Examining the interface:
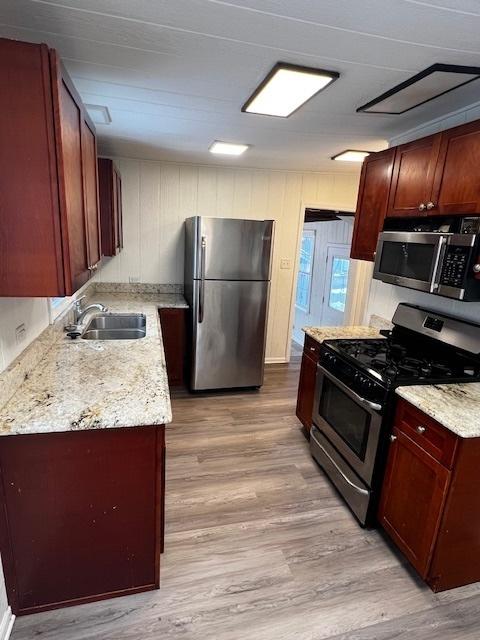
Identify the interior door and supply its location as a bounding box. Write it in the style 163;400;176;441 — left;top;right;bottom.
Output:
321;246;351;326
198;218;273;280
191;280;269;390
387;135;441;217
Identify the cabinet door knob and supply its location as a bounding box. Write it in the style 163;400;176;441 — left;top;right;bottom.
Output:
390;434;397;442
473;264;480;274
416;425;426;434
309;347;316;352
418;203;427;211
426;201;435;210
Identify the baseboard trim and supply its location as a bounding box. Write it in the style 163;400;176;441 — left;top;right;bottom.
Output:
265;357;288;364
0;607;15;640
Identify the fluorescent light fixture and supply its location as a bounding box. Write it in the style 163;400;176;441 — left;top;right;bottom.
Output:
242;62;339;117
85;104;112;125
209;141;249;156
331;149;372;162
357;64;480;115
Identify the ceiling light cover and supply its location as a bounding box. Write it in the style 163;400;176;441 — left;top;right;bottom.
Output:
85;104;112;125
242;63;339;117
357;64;480;115
209;141;249;156
331;150;372;162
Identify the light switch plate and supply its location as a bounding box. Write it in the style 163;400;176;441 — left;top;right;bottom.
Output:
129;276;140;283
280;259;292;270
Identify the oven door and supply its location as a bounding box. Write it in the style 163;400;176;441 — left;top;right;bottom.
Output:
373;231;446;293
312;365;382;486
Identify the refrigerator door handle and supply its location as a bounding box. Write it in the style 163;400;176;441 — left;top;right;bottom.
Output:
199;235;207;323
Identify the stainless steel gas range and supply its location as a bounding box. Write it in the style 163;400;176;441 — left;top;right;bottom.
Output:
310;303;480;526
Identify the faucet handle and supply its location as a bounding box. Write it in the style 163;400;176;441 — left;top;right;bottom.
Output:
74;295;86;309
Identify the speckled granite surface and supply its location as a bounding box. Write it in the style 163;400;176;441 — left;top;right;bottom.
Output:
396;383;480;438
0;291;189;435
303;325;382;343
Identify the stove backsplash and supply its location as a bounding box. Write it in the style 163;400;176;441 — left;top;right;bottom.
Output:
367;278;480;327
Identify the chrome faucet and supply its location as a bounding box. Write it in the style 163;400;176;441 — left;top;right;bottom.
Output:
72;296;108;324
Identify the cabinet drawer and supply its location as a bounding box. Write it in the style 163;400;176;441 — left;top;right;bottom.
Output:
395;399;457;468
303;335;321;362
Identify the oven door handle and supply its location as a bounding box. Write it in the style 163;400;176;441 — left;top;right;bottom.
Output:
317;364;382;413
310;429;369;496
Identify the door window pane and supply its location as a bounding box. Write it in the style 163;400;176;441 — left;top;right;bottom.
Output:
296;231;315;312
328;257;350;312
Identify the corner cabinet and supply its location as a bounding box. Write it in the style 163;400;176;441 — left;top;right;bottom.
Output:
0;38;101;297
98;158;123;257
350;148;395;261
387;120;480;218
379;398;480;592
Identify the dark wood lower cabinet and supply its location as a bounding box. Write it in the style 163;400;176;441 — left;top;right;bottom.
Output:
0;425;165;615
379;398;480;592
159;308;188;387
296;335;321;432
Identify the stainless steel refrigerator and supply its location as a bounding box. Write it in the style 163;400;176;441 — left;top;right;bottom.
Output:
184;216;274;391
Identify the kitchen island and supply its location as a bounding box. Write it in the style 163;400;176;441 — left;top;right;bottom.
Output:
0;290;185;615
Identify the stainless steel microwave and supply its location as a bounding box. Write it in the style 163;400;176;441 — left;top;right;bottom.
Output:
373;231;480;301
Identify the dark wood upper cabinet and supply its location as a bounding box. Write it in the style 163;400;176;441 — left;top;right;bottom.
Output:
431;120;480;215
350;148;395;261
387;135;441;217
98;158;123;257
0;38;101;297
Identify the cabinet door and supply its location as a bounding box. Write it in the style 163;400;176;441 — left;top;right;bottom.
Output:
378;428;450;578
296;352;317;429
387;135;441;217
158;308;187;387
81;119;101;270
115;169;124;250
350;148;395;261
431;120;480;215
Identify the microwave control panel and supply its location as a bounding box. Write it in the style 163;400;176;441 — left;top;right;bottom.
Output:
439;245;471;287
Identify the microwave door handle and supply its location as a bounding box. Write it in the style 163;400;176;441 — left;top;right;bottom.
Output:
317;364;382;413
199;235;206;323
430;236;447;293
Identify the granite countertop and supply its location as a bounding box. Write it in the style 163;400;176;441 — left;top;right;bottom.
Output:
0;292;188;436
396;383;480;439
303;325;382;343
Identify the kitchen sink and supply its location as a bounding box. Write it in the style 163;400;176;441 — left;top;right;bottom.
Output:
81;313;146;340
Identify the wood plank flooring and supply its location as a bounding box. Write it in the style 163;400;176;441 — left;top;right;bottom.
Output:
12;362;480;639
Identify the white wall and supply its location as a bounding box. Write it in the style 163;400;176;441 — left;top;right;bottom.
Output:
95;158;360;361
0;298;50;373
366;101;480;325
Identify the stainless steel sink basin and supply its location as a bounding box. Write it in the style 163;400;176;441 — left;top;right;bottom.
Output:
81;313;146;340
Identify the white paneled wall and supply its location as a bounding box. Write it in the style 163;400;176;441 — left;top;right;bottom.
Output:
96;158;361;361
366;102;480;325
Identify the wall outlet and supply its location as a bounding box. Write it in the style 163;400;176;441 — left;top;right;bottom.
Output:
15;323;26;345
280;259;292;270
129;276;140;283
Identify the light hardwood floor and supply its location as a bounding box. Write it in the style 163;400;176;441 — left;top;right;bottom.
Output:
12;362;480;639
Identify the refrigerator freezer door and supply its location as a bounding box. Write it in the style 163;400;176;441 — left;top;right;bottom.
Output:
188;217;274;281
191;279;269;390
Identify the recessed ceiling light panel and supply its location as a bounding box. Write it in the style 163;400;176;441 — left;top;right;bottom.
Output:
357;64;480;115
331;150;372;162
242;62;339;118
85;104;112;125
209;141;249;156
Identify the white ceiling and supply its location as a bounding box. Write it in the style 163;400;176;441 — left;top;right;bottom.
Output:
2;0;480;171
